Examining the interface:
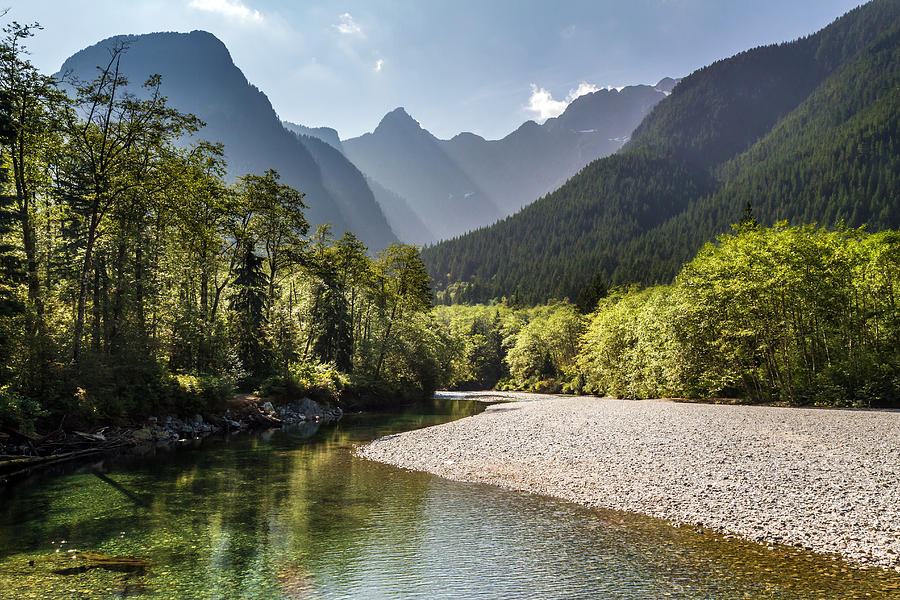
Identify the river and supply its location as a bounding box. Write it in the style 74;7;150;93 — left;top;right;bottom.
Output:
1;398;898;599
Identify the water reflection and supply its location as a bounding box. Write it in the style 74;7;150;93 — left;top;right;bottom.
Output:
0;399;898;599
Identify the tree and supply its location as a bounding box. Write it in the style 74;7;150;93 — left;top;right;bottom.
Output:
59;43;201;363
228;239;268;381
373;244;432;379
236;169;307;317
0;21;66;338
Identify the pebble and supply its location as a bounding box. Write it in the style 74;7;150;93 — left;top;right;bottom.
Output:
358;395;900;570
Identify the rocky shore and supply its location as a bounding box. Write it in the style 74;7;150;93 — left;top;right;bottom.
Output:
359;395;900;570
0;397;341;484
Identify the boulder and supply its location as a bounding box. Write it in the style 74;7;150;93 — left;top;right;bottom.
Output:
133;428;154;442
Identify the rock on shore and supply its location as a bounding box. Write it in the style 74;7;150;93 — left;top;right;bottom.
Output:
358;396;900;569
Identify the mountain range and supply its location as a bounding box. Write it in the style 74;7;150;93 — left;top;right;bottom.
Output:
343;82;671;241
422;0;900;304
58;30;673;249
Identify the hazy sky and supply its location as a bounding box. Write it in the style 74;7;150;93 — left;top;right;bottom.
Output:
10;0;865;139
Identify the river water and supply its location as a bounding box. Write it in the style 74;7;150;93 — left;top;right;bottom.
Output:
1;398;899;599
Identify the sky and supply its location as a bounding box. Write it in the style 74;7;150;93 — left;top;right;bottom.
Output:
9;0;866;140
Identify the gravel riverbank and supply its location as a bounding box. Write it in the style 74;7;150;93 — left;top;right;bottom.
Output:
358;395;900;569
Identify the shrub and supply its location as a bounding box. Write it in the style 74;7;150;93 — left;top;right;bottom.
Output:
259;361;348;405
0;386;44;434
167;374;234;415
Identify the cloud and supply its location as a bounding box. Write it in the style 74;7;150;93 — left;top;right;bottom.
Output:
526;81;609;121
188;0;263;23
375;58;384;72
334;12;362;35
526;85;568;120
566;82;599;101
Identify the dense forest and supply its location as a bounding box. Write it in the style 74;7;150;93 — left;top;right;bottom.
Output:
422;0;900;304
0;24;454;432
435;220;900;407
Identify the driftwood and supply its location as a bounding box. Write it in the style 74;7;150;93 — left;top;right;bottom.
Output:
52;552;153;575
247;411;282;427
0;426;137;484
0;448;105;482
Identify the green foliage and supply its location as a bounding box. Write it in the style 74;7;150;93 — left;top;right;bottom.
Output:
578;286;676;399
669;223;900;405
167;374;234;415
433;302;584;393
578;224;900;406
259;361;348;405
0;385;44;433
228;240;270;384
441;224;900;408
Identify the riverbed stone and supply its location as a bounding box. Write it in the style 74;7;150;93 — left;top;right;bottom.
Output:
359;395;900;570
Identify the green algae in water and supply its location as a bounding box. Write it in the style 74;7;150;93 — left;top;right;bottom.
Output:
1;399;900;599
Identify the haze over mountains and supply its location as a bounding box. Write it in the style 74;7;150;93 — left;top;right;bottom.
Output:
423;0;900;303
343;82;671;241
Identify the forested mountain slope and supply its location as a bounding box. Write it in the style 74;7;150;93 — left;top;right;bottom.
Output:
423;0;900;304
59;31;397;250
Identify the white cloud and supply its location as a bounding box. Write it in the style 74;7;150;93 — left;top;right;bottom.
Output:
526;81;614;121
526;85;568;120
334;12;362;35
188;0;263;23
566;82;599;101
375;58;384;72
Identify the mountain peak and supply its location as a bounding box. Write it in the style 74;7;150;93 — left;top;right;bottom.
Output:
375;107;422;134
654;77;680;94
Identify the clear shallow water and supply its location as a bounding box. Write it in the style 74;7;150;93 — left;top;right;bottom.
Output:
1;399;899;599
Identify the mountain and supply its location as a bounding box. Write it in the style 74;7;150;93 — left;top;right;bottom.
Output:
422;0;900;304
343;84;668;241
282;121;344;152
365;177;435;245
281;119;438;245
58;31;396;251
442;84;668;216
343;108;500;241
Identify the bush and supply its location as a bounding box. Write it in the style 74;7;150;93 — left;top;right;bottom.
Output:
258;361;348;405
0;386;44;434
167;374;234;415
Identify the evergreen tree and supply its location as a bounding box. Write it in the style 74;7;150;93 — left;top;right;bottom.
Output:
229;240;269;381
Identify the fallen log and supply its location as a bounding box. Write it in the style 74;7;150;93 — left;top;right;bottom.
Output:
0;448;105;483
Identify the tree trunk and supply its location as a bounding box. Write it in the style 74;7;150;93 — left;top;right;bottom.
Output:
375;302;399;379
73;211;100;363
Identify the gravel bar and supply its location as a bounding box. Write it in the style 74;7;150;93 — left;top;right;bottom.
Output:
358;395;900;569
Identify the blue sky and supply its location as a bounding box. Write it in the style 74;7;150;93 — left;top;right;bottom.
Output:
12;0;865;139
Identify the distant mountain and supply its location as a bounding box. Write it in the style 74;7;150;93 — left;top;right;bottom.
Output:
444;84;668;216
365;177;435;246
343;108;500;241
281;119;435;245
282;121;344;153
58;31;396;251
422;0;900;304
343;84;668;241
